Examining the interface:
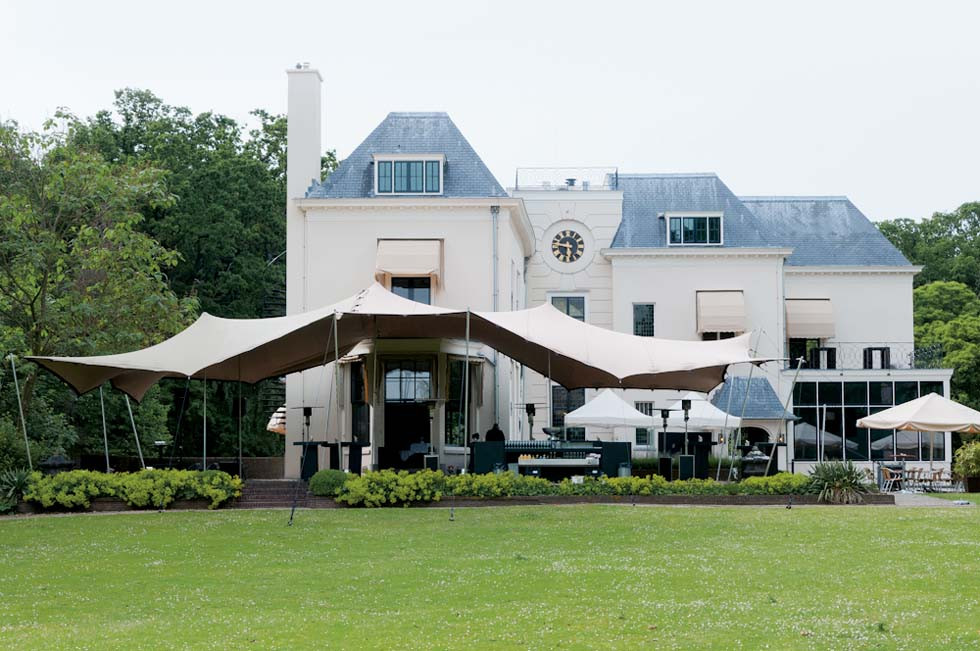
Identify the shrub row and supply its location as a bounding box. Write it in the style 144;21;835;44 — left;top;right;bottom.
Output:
319;469;815;507
23;469;243;510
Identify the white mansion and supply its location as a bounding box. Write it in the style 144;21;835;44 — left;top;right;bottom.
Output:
283;65;952;478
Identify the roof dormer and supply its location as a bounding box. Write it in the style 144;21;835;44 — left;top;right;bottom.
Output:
373;154;445;196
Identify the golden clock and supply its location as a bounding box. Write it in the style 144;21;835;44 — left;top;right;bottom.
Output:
551;230;585;263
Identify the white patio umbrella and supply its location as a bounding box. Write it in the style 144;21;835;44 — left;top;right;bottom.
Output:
563;389;654;443
857;392;978;468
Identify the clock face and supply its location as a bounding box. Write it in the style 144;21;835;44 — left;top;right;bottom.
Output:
551;230;585;263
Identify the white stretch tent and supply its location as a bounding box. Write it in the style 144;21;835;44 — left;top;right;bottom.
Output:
666;392;741;431
856;393;980;433
30;283;769;401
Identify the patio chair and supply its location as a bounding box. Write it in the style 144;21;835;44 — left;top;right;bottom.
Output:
880;466;901;492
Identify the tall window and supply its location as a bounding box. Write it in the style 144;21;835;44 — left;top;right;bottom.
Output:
633;304;655;337
551;296;585;321
391;277;431;304
384;360;433;402
350;361;370;444
376;158;442;194
668;215;722;245
793;380;945;462
551;386;585;441
445;359;466;446
550;296;586;440
635;401;654;445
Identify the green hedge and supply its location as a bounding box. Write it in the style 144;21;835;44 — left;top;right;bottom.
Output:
23;469;243;510
333;470;813;508
308;469;350;497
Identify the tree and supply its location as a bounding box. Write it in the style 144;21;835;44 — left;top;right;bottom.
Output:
913;282;980;411
879;202;980;293
0;116;197;467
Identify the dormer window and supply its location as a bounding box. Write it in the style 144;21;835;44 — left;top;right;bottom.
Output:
667;213;723;245
374;155;443;195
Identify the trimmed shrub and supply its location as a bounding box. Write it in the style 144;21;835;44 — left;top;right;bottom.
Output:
740;473;812;495
23;469;242;510
953;441;980;478
336;469;446;508
309;469;350;497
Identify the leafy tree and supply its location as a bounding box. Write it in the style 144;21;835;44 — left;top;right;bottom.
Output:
0;117;197;468
879;202;980;293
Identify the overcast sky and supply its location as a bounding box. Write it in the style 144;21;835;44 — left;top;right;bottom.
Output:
2;0;977;221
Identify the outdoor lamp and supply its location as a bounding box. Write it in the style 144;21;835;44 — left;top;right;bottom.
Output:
719;434;725;445
681;399;692;419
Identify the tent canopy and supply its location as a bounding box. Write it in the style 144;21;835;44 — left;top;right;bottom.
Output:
666;392;741;430
856;393;979;433
563;389;653;428
31;283;770;401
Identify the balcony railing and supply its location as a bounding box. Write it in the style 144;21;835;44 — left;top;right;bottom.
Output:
513;167;618;192
785;342;945;371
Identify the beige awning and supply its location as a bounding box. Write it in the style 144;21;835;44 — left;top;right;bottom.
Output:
374;239;442;286
857;392;978;433
696;291;746;334
785;298;835;339
30;283;774;401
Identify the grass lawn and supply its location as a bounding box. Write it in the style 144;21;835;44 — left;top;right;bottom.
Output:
929;492;980;502
2;505;979;650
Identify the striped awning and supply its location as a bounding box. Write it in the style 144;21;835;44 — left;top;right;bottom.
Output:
785;298;835;339
696;291;746;334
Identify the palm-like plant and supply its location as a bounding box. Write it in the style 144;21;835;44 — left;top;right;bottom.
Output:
808;461;875;504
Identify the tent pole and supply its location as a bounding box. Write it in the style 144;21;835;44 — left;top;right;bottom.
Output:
728;345;760;481
99;386;110;472
765;356;803;476
546;353;552;440
334;311;342;472
8;355;32;471
717;370;736;481
463;309;470;473
125;395;145;469
237;357;243;478
202;373;207;469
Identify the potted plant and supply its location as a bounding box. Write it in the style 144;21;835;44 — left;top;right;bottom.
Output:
953;441;980;493
0;468;32;515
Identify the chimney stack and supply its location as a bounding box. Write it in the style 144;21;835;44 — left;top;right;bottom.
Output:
286;63;323;201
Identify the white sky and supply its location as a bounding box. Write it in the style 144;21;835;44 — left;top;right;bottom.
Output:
2;0;977;221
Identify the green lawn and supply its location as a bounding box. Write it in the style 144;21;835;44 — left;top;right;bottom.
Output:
1;505;979;650
929;492;979;502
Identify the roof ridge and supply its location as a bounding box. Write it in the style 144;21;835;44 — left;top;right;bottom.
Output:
619;172;718;179
740;195;850;202
386;111;450;118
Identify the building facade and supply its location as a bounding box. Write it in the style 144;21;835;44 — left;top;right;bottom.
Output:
283;66;952;478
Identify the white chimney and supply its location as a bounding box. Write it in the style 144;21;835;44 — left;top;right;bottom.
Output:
286;63;323;202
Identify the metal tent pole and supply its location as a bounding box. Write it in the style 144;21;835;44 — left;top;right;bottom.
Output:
202;373;207;469
237;357;243;478
125;395;145;469
463;309;471;473
765;357;803;476
546;352;552;439
334;311;342;472
8;355;32;471
728;337;761;482
99;386;110;472
717;370;737;481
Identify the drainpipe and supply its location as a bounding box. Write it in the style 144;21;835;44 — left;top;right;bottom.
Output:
491;205;500;424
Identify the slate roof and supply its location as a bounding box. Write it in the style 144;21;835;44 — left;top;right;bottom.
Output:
609;173;774;249
738;196;912;267
711;377;796;420
306;112;507;199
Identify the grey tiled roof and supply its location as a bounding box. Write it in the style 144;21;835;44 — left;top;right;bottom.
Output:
609;173;775;249
711;377;796;420
306;112;507;199
738;196;912;266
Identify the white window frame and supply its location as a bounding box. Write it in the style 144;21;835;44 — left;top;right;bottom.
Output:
634;401;655;448
632;302;656;337
546;292;588;323
373;153;445;196
665;211;724;246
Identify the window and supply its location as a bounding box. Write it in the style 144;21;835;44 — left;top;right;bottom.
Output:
633;304;655;336
375;157;442;194
384;360;433;402
551;386;585;441
793;380;942;462
551;296;585;321
444;359;466;446
425;161;440;193
668;215;722;245
789;338;832;368
635;401;654;446
391;277;431;305
350;361;370;444
701;332;736;341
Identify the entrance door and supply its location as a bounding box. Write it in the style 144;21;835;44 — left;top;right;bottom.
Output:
383;403;431;469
